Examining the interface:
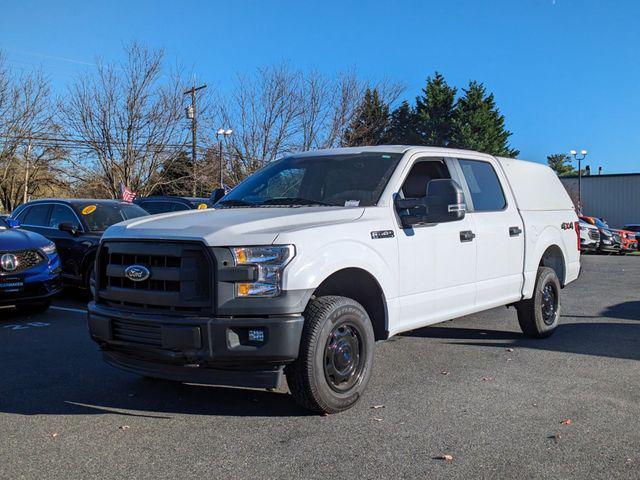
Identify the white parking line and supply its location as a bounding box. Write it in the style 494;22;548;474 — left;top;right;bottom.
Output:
50;306;87;314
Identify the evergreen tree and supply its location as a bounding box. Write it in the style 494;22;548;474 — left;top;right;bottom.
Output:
450;81;519;157
385;101;419;144
154;151;193;196
414;72;457;146
547;153;579;176
342;88;390;146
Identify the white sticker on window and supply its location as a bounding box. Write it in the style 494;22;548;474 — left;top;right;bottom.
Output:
344;200;360;207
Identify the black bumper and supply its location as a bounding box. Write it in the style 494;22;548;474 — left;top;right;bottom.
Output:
87;302;304;388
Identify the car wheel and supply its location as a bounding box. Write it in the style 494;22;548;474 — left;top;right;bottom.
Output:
515;267;561;338
16;300;51;315
285;295;375;414
86;262;96;298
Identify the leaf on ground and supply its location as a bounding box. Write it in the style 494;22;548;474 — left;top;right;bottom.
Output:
560;419;572;425
373;417;383;422
441;371;450;375
549;432;562;443
119;425;130;430
482;377;494;382
440;454;454;462
505;348;514;352
51;432;59;438
371;405;385;409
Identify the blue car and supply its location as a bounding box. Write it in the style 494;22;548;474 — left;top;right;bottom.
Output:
0;217;62;313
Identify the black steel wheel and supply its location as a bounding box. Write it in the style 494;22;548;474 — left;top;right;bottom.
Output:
286;296;375;414
323;322;367;393
516;266;561;338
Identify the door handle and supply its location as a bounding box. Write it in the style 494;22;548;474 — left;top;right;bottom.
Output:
459;230;476;242
509;226;522;237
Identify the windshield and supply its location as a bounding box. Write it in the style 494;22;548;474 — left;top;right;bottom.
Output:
594;218;609;229
218;152;403;208
74;203;148;232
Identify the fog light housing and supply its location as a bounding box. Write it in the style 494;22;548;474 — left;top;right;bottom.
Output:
248;329;265;342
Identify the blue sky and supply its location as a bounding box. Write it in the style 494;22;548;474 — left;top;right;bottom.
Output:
1;0;639;172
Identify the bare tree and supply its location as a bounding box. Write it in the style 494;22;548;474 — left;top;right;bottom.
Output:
217;65;404;186
59;43;192;198
0;52;64;212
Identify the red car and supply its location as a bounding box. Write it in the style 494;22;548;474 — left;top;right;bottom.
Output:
617;228;638;254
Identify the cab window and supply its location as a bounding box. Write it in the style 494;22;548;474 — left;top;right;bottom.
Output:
458;159;506;211
400;159;451;198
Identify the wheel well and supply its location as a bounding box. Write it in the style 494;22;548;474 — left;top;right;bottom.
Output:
313;268;388;341
539;245;566;287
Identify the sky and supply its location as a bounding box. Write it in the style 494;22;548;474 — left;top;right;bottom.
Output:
1;0;639;172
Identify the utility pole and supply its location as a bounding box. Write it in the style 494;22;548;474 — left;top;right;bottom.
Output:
184;84;207;197
23;140;32;204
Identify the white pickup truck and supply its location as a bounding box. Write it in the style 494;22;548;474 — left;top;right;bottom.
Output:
88;146;580;413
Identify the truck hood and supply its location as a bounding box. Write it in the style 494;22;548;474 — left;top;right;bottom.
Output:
0;227;51;251
103;206;365;246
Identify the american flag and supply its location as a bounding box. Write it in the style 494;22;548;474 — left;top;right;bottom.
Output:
120;182;137;203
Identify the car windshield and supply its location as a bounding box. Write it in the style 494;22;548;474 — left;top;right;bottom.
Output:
217;152;403;208
74;203;148;232
594;218;609;229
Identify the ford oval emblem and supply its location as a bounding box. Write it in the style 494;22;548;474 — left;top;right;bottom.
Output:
124;265;150;282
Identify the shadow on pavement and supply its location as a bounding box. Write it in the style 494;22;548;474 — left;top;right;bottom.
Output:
405;321;640;361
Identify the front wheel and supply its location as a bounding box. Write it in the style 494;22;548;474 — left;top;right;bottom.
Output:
515;267;561;338
285;296;375;414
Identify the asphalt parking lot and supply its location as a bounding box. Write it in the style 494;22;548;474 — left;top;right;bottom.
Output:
1;255;639;480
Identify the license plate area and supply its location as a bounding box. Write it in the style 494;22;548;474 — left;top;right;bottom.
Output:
0;277;24;292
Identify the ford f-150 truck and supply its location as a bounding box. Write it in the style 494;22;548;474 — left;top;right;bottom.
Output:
88;146;580;414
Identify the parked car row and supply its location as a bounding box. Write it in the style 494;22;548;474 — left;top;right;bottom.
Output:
579;215;639;255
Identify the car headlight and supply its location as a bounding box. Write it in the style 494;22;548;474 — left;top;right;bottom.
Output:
231;245;295;297
601;230;612;237
40;242;57;255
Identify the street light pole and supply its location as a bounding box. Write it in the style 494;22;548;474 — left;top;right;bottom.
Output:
184;84;207;196
570;149;588;212
216;128;233;188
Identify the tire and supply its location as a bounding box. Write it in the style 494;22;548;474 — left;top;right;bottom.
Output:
16;300;51;315
85;262;96;298
515;267;561;338
285;296;375;414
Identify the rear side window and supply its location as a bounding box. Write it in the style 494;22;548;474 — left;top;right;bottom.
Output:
458;160;506;212
20;204;51;226
139;201;172;214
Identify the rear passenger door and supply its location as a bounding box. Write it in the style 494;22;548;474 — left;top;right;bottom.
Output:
454;157;524;309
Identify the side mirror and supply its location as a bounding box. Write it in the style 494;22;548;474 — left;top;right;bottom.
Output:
210;188;226;204
395;179;466;228
6;218;20;228
58;222;79;235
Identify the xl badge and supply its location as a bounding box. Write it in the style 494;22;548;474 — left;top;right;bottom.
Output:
371;230;395;239
1;253;18;272
124;265;150;282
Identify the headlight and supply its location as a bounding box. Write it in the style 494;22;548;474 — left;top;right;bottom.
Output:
231;245;295;297
601;230;612;237
40;242;57;255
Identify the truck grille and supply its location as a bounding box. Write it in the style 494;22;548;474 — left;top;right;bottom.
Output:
0;249;46;275
112;319;162;347
588;230;600;240
97;241;213;313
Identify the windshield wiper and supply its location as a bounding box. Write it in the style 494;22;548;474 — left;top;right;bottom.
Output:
260;197;337;207
216;199;256;207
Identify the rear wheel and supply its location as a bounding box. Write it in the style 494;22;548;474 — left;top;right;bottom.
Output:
515;267;561;338
285;296;375;414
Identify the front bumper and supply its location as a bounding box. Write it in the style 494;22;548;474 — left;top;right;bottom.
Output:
87;302;305;388
0;272;62;306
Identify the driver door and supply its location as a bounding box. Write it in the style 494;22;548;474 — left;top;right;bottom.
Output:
396;157;477;332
